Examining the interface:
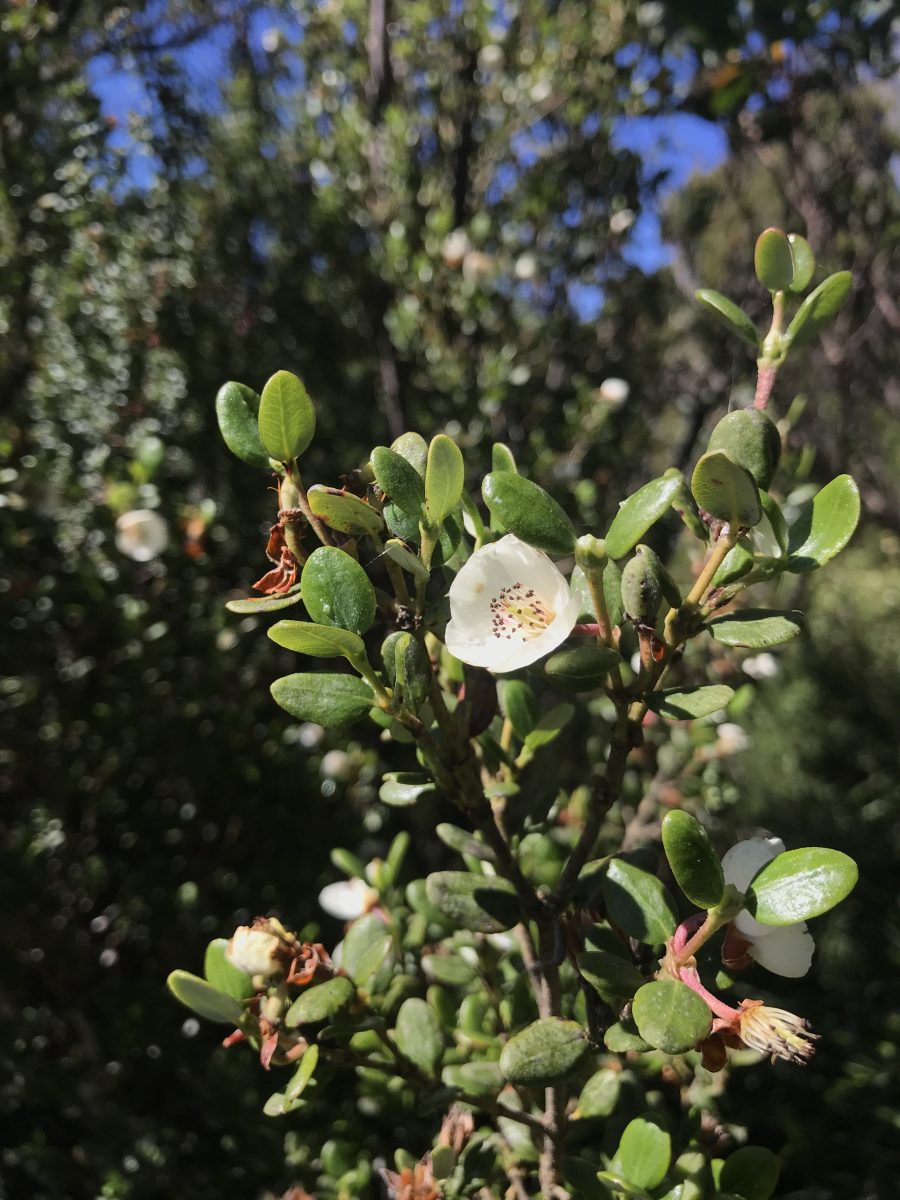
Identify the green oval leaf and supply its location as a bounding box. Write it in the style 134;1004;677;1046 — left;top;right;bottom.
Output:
225;585;303;614
720;1146;781;1200
604;1017;650;1053
203;939;254;1000
284;1043;319;1106
372;446;426;516
577;949;645;1004
391;431;428;475
707;409;781;491
425;434;464;525
648;685;734;721
215;381;270;469
787;234;815;293
491;442;518;473
754;227;794;292
661;811;725;909
424;871;520;934
785;271;852;348
257;370;316;462
268;620;366;663
605;473;683;560
498;678;539;739
573;1068;621;1119
441;1061;504;1095
706;609;803;648
482;471;576;555
394;997;443;1075
342;913;393;983
301;546;377;635
612;1115;672;1191
543;645;622;692
691;452;762;527
379;772;437;807
632;979;711;1053
745;847;858;926
602;859;677;945
696;289;759;348
500;1017;588;1086
166;970;243;1025
286;976;355;1026
786;474;860;573
271;672;374;727
307;486;385;536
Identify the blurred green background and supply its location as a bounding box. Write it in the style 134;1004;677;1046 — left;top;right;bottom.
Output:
1;2;898;1197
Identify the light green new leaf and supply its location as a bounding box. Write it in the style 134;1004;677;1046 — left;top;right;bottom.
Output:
785;271;852;348
425;434;464;524
268;620;366;663
754;227;794;292
215;381;270;469
786;474;860;573
225;586;303;614
691;452;762;527
695;289;759;349
166;970;243;1025
270;673;374;727
605;472;683;559
394;997;443;1075
307;486;384;536
612;1115;672;1191
203;939;254;1000
257;370;316;462
787;234;815;293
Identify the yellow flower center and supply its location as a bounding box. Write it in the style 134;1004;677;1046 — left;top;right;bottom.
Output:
490;582;556;642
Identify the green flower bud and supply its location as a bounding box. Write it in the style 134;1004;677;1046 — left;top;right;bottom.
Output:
574;533;607;571
620;546;664;623
393;632;432;712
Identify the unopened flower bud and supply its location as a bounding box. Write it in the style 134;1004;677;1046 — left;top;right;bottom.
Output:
621;546;664;623
227;925;284;979
574;534;607;571
707;408;781;490
115;509;168;561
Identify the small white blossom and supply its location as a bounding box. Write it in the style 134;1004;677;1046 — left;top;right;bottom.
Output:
721;837;814;978
742;652;779;680
115;509;168;561
444;535;581;673
716;722;751;755
318;877;378;921
442;229;470;268
227;926;283;978
597;377;630;405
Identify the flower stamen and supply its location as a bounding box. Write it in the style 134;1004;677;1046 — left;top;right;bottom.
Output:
735;999;819;1064
489;581;556;642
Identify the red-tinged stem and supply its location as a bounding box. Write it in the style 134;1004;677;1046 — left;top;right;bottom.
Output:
677;963;740;1023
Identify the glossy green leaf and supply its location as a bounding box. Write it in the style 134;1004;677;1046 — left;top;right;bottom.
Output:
602;859;677;945
482;471;576;554
270;673;374;727
371;446;426;515
301;547;377;635
706;610;803;648
661;811;725;909
786;474;860;573
166;970;243;1025
745;847;858;926
648;685;734;721
498;678;539;739
691;452;762;527
759;491;788;554
695;289;759;349
543;644;622;692
268;620;366;663
225;586;303;614
707;409;781;490
632;979;711;1053
441;1061;504;1095
710;542;754;588
573;1068;621;1119
500;1017;588;1086
425;434;464;525
394;997;443;1075
284;1043;319;1105
342;914;392;983
307;485;384;536
379;772;437;807
785;271;852;348
257;370;315;462
720;1146;780;1200
578;949;644;1003
754;227;794;292
286;976;354;1026
787;234;815;293
605;473;683;559
383;538;430;581
424;871;519;934
215;381;270;469
203;939;254;1000
612;1115;672;1191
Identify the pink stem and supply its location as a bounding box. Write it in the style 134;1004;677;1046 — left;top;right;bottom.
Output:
672;912;705;956
572;623;602;636
677;964;740;1022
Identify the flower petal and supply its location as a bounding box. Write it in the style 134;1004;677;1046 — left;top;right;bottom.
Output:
748;922;814;978
318;878;376;921
721;836;785;892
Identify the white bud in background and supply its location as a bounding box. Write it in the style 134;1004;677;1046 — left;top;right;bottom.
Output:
609;209;635;234
115;509;168;561
597;377;630;406
514;253;537;280
442;229;470;268
318;877;378;921
743;652;779;680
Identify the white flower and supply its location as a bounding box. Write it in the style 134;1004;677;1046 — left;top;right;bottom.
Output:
444;535;581;673
318;877;378;921
597;377;630;405
115;509;168;561
442;229;470;268
721;837;814;978
716;722;751;755
227;926;283;978
742;652;779;680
